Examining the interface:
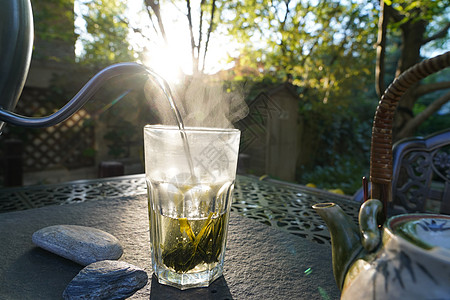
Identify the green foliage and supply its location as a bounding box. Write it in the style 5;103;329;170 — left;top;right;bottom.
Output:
412;69;450;136
77;0;138;66
103;120;136;158
296;97;376;194
32;0;77;62
222;0;377;104
220;0;447;194
385;0;450;52
33;0;76;43
299;153;368;195
415;111;450;137
385;0;449;23
72;0;150;161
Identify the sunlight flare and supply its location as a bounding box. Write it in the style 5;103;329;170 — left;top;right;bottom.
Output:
142;44;191;85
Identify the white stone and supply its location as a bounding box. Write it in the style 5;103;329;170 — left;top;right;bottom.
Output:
32;225;123;266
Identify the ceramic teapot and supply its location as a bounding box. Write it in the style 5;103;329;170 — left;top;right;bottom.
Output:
313;200;450;300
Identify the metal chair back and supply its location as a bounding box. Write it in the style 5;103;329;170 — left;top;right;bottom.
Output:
391;129;450;215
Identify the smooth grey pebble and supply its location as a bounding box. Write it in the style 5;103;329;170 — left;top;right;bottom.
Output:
32;225;123;266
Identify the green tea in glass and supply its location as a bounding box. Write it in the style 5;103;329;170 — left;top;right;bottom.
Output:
144;125;240;290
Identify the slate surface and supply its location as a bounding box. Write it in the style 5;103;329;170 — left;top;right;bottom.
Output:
0;195;339;300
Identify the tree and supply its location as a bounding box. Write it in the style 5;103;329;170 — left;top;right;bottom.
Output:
32;0;77;63
77;0;138;66
375;0;450;141
222;0;378;107
217;0;382;193
141;0;223;75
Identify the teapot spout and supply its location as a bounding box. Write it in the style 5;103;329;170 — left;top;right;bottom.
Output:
313;203;364;290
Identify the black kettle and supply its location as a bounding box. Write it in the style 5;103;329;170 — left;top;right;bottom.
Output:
0;0;33;132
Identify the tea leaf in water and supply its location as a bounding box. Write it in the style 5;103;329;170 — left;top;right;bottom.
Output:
161;212;227;273
179;218;196;242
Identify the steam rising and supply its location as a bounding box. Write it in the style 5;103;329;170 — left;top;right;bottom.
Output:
144;75;248;128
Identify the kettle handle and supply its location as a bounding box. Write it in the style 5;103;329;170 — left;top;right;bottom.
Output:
359;199;383;252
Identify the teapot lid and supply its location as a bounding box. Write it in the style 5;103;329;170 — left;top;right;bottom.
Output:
388;214;450;251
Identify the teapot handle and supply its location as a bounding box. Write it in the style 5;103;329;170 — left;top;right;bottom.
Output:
358;199;383;252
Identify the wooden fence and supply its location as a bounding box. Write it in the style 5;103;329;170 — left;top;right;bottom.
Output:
0;87;95;176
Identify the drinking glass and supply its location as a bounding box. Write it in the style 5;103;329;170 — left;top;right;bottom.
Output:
143;125;240;290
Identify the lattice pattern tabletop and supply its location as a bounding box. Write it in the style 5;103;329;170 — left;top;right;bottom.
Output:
0;174;359;245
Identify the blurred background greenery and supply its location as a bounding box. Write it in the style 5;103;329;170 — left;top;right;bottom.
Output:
1;0;449;194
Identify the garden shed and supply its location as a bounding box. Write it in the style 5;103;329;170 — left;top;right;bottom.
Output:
238;82;299;181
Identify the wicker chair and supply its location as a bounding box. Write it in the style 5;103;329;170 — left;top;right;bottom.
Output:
370;51;450;217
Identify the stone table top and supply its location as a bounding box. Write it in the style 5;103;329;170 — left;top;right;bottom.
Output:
0;194;339;299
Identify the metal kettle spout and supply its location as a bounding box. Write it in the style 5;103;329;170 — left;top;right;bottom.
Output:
0;61;180;132
0;63;147;128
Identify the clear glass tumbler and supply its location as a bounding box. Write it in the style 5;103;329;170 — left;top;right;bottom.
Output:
143;125;240;290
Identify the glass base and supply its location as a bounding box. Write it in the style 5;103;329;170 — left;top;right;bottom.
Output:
154;263;223;290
